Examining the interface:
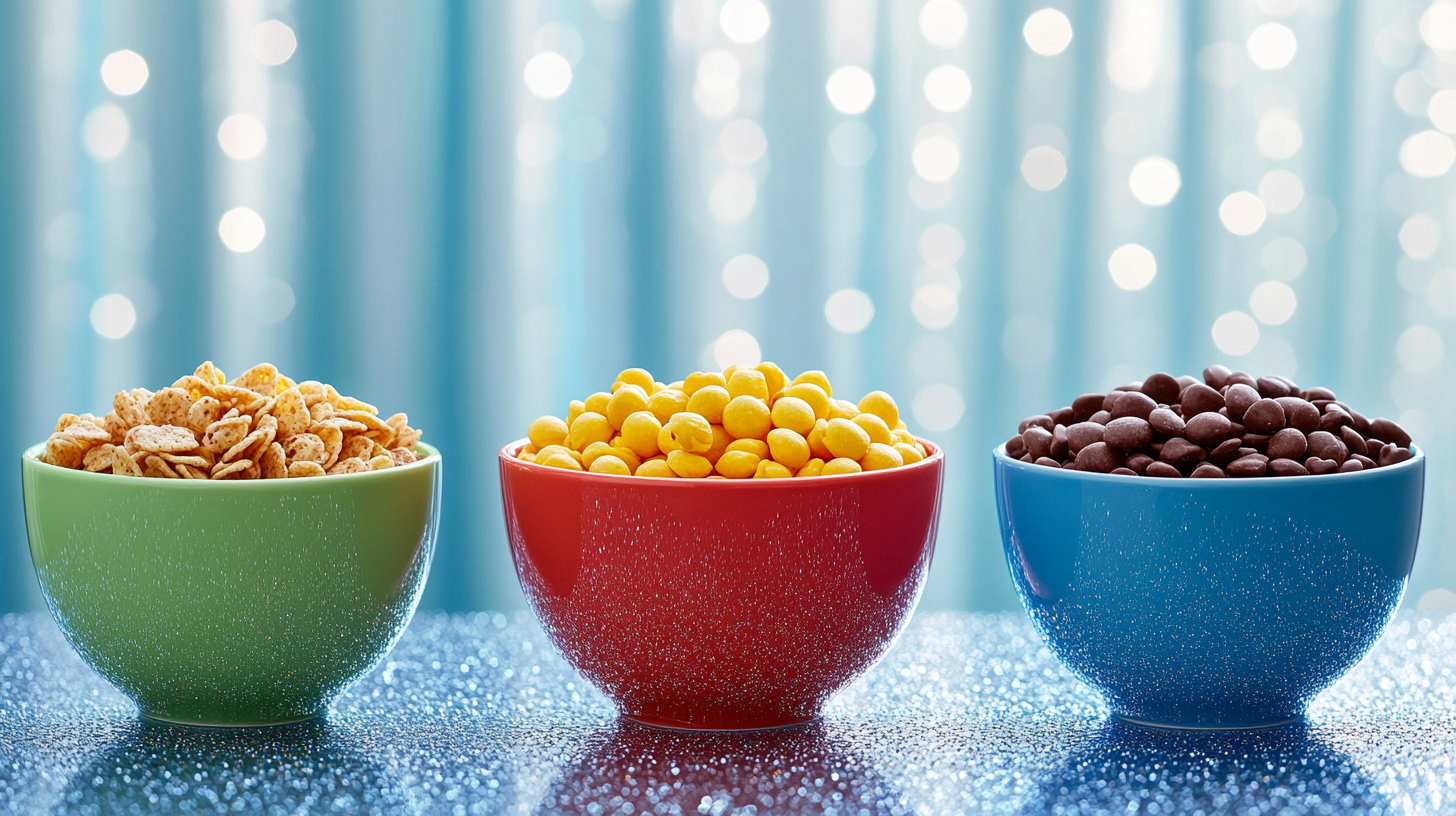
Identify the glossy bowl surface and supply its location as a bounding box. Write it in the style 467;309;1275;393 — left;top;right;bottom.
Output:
499;439;945;730
22;442;441;726
994;445;1424;729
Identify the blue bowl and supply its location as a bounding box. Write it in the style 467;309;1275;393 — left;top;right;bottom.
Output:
994;446;1425;729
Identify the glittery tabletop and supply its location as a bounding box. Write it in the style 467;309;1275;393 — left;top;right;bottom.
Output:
1;610;1452;815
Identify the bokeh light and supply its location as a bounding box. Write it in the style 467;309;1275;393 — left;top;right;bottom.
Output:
516;121;562;166
694;50;740;119
825;66;876;114
250;20;298;65
1249;281;1297;325
1107;243;1157;291
1020;145;1067;191
1401;130;1456;178
1128;157;1180;206
912;284;958;329
713;329;762;369
719;0;770;44
1246;22;1297;70
218;207;266;253
721;254;769;299
1261;237;1307;281
1211;311;1260;355
912;384;964;432
824;289;875;333
1397;325;1445;373
1420;1;1456;51
709;168;757;224
919;223;964;265
923;65;972;112
1399;213;1441;260
81;104;129;161
90;294;137;340
829;121;876;167
100;50;148;96
1219;191;1267;236
720;118;767;165
919;0;968;48
1257;169;1304;214
1256;109;1302;159
913;135;961;183
1023;9;1073;56
524;52;572;99
534;22;584;64
1429;89;1456;133
217;114;267;160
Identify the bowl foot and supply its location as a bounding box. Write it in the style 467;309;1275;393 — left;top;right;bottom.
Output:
621;712;820;732
1113;712;1303;731
139;711;325;729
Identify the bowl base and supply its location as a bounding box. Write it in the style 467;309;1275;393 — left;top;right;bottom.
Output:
140;711;324;729
1113;713;1303;731
621;712;820;732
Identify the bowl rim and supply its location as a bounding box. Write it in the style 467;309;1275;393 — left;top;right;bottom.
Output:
500;436;943;485
992;442;1423;485
22;440;440;486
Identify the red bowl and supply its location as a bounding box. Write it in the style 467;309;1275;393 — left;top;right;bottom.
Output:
499;438;945;730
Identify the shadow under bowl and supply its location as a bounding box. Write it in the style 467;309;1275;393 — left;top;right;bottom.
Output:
21;441;442;726
499;438;945;730
994;445;1424;729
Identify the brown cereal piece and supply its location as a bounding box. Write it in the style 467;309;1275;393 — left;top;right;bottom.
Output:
340;435;374;462
223;426;275;464
202;416;252;455
53;414;80;433
392;424;422;452
369;439;390;459
288;460;326;478
211;458;255;480
364;424;397;450
309;402;336;422
83;444;118;472
170;375;215;400
158;451;210;468
316;425;344;469
327;457;369;475
111;450;143;477
273;387;311;438
103;412;128;444
311;416;368;435
143;455;180;479
368;454;394;470
113;390;147;427
222;407;240;420
188;397;224;435
256;413;278;432
211;384;261;407
390;447;418;466
337;410;390;434
334;395;377;414
65;420;113;443
283;433;327;464
174;462;206;479
297;381;328;407
229;363;281;397
249;396;277;418
125;424;199;454
194;361;226;386
146;387;194;428
261;442;287;479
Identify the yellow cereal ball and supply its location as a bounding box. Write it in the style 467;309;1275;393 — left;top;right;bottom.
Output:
686;385;731;424
606;385;650;430
666;412;713;454
892;428;917;446
614;368;654;393
653;381;670;394
636;459;676;478
727;369;770;401
518;452;537;463
683;371;728;395
584;391;612;416
807;418;832;460
668;380;685;390
648;388;690;424
528;416;569;450
704;424;732;464
769;396;816;435
754;459;793;479
784;383;831;420
589;454;632;475
755;362;788;396
610;446;641;470
707;475;727;480
522;443;538;455
852;412;893;446
723;395;772;440
796;458;825;478
767;428;811;470
657;424;681;455
824;417;871;460
541;453;583;471
915;441;928;458
721;364;741;382
580;441;617;470
861;442;903;471
896;420;909;431
858;391;900;428
791;370;833;398
894;442;924;464
822;457;862;475
537;445;580;462
567;400;586;427
569;412;614;451
726;438;770;459
715;450;760;479
667;449;713;478
828;399;859;420
620;411;662;459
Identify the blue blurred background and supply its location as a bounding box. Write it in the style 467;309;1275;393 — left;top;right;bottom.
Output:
2;0;1454;615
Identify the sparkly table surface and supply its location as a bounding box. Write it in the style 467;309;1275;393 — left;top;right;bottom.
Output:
1;610;1453;815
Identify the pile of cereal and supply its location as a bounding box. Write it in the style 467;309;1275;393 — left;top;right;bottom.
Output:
43;362;423;479
519;364;927;478
1006;365;1414;478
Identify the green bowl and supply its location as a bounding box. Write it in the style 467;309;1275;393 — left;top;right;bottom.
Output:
21;441;441;726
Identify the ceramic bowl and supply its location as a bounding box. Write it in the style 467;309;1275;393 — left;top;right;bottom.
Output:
22;442;441;726
499;439;945;730
994;445;1425;729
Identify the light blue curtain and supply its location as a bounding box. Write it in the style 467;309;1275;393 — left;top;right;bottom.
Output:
2;0;1453;615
